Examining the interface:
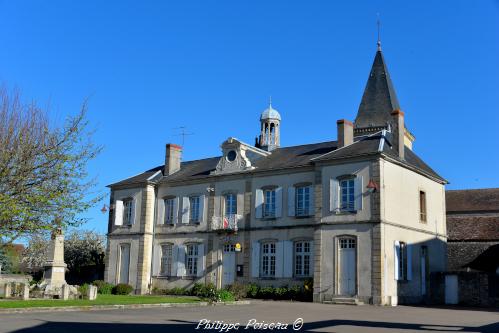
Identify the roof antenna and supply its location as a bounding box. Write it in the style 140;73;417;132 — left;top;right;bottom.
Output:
173;126;194;147
377;13;382;51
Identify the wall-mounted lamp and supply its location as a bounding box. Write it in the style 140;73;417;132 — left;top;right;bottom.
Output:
366;179;379;193
206;187;215;193
100;204;114;214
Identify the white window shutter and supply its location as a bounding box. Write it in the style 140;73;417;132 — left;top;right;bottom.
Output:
251;242;260;277
152;244;160;276
407;244;413;280
172;245;179;276
181;197;190;224
354;176;363;211
283;240;293;278
275;187;283;218
157;199;164;225
287;187;295;217
176;245;186;277
255;189;263;218
309;185;315;216
394;240;400;280
330;179;339;212
197;244;205;277
114;200;123;226
173;197;179;224
275;241;284;278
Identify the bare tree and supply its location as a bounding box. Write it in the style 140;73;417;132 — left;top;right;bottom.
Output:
0;88;103;245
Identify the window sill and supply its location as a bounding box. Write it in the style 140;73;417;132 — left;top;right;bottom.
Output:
115;225;133;229
334;210;357;215
260;217;277;221
294;214;313;219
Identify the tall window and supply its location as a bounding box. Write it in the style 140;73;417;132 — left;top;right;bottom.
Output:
340;178;355;211
419;191;427;223
261;242;276;277
123;199;133;225
398;242;408;280
296;186;311;216
295;241;311;277
164;198;175;224
160;244;173;276
189;196;200;223
263;189;276;218
225;193;237;216
186;244;199;276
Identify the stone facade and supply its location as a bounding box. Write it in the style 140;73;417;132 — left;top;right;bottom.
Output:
104;46;447;306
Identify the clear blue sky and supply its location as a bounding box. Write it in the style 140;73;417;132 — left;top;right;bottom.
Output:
1;1;498;235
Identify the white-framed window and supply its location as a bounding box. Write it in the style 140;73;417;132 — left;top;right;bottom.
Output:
260;242;276;277
160;244;173;276
189;196;200;223
164;198;175;224
398;241;408;280
123;199;134;225
340;178;355;211
294;241;312;277
225;193;237;216
419;191;427;223
263;189;276;218
186;244;199;276
295;186;311;216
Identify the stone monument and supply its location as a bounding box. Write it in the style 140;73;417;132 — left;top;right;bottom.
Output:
38;228;77;299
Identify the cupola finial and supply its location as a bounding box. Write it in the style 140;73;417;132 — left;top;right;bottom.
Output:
377;13;382;51
269;95;272;108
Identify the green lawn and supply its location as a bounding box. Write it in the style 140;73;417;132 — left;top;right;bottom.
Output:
0;294;201;309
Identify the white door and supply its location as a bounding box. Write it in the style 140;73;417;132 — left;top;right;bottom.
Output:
445;275;458;304
338;238;356;296
222;244;236;287
118;244;130;285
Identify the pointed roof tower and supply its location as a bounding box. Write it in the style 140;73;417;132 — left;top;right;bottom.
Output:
354;48;401;134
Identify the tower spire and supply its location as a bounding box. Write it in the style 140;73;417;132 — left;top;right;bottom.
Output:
377;14;382;51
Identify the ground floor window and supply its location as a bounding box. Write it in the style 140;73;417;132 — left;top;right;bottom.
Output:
160;244;173;276
294;241;311;277
261;242;276;277
186;244;199;276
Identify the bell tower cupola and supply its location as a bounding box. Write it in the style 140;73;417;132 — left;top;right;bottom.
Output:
258;97;281;151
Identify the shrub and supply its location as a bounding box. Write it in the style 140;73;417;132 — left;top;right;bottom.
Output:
246;283;260;298
93;280;114;294
78;284;89;298
226;282;248;300
190;283;205;297
218;289;235;302
112;283;133;295
257;286;274;299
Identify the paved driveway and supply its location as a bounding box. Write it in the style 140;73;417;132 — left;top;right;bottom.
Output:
0;301;497;333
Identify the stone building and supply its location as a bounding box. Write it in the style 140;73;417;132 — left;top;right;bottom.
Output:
446;188;499;273
104;43;447;305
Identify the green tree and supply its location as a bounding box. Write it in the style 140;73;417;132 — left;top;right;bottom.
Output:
22;230;105;273
0;88;103;246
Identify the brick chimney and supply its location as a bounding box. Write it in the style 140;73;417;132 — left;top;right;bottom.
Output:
337;119;354;148
165;144;182;175
391;110;405;160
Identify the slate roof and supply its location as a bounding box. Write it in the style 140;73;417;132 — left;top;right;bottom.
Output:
109;133;445;187
354;50;401;130
446;188;499;213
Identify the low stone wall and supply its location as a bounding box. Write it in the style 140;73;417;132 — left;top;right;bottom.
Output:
429;271;498;307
